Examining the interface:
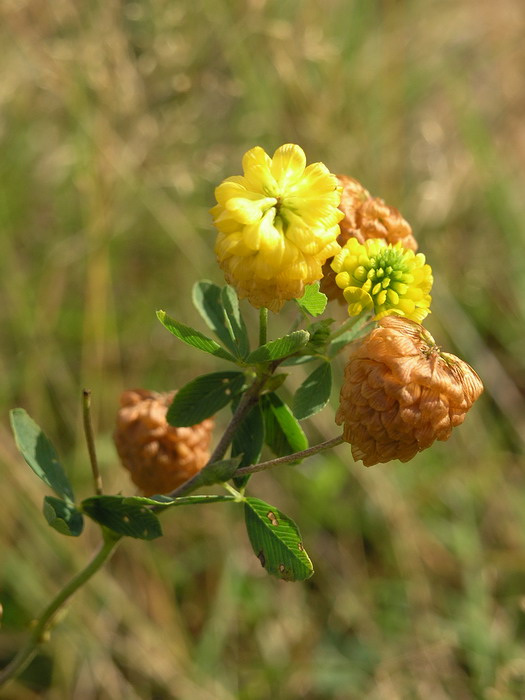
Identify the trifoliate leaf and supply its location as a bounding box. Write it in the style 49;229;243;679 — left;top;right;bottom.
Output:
244;497;314;581
293;362;332;420
156;310;236;362
167;371;245;426
10;409;75;503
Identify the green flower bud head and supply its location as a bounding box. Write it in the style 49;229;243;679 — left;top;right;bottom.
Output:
331;238;433;322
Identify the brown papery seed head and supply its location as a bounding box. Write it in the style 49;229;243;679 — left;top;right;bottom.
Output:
336;317;483;466
114;389;214;495
356;197;417;251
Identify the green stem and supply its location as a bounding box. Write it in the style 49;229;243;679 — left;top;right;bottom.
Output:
165;373;270;498
0;533;121;688
259;307;268;346
222;482;245;501
235;435;345;477
83;389;103;495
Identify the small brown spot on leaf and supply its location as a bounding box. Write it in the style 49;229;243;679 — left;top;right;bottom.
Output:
298;542;304;551
279;564;286;573
123;516;130;523
257;550;266;568
266;511;279;526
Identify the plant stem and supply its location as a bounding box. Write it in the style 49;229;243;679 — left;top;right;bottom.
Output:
165;373;269;498
222;482;245;501
0;533;121;688
83;389;103;495
208;376;266;464
259;307;268;346
235;435;345;477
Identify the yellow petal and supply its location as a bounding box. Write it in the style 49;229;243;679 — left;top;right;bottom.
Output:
292;162;339;197
215;180;249;206
242;209;281;251
224;195;277;224
242;146;277;194
343;287;374;316
270;144;306;187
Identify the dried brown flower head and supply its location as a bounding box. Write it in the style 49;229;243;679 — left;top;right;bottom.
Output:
114;389;213;495
336;316;483;466
320;175;417;302
336;174;371;240
356;197;417;251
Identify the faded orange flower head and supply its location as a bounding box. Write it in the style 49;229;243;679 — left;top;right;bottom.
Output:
114;389;213;495
335;174;371;239
336;316;483;466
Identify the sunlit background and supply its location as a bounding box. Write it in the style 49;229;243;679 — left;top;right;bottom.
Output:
1;0;525;697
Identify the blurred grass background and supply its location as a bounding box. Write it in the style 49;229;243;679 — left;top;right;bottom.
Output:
1;0;525;697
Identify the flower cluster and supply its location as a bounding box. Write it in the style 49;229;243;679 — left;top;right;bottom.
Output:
331;238;433;322
116;143;483;491
211;144;343;312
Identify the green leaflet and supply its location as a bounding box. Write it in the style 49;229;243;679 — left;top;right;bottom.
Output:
192;280;250;359
167;371;245;426
295;282;328;317
43;496;84;537
82;496;163;540
221;285;250;358
10;408;75;503
292;362;332;420
244;497;314;581
261;393;308;457
245;331;310;364
157;310;236;362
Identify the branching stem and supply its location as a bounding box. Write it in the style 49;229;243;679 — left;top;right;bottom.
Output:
165;373;269;498
235;435;345;476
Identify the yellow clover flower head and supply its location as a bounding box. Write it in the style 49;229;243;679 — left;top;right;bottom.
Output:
211;144;343;312
331;237;433;322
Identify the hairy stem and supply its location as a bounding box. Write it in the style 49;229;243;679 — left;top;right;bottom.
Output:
0;533;121;688
235;435;345;476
